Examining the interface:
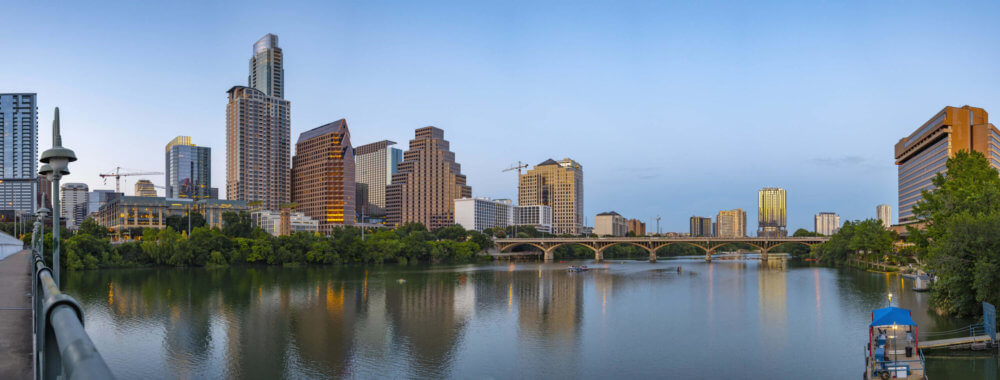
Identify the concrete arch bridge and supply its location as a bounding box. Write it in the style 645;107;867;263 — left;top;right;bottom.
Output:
494;237;829;262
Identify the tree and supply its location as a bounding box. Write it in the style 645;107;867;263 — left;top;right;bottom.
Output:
77;218;108;238
434;225;467;241
222;211;253;238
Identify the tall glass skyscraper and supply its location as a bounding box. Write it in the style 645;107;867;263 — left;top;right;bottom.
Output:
165;136;211;199
355;140;402;219
0;93;37;214
757;187;787;237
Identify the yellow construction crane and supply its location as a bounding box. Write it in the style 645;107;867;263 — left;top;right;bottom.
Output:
502;161;529;176
99;167;164;193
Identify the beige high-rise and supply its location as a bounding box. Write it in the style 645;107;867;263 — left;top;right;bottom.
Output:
519;158;584;235
386;127;471;229
716;208;746;237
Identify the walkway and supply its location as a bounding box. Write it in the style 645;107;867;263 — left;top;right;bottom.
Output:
921;335;993;350
0;250;32;378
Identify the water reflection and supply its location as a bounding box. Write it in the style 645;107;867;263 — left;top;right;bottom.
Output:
64;261;998;379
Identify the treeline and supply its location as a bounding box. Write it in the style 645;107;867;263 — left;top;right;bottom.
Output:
811;219;896;265
21;215;494;271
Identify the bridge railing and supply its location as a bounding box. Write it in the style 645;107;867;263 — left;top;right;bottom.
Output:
30;248;114;380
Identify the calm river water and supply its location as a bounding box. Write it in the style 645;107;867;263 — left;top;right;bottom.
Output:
63;258;999;379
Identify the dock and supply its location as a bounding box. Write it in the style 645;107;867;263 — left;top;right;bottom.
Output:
921;335;994;350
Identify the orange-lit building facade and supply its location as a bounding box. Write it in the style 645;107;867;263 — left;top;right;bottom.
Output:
291;119;355;232
385;127;471;229
895;106;1000;224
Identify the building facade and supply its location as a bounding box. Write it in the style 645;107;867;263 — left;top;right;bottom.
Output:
385;127;471;229
251;210;318;236
95;197;247;235
88;190;121;215
594;211;626;237
134;180;157;197
894;106;1000;224
227;34;291;211
519;158;584;235
355;140;402;220
715;208;746;238
814;212;841;236
60;183;89;229
877;204;892;229
758;187;787;237
0;93;37;214
291;119;355;233
165;136;211;199
454;197;513;232
514;205;553;234
689;216;713;237
627;219;646;236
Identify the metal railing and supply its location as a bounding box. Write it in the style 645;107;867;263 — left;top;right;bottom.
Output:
30;248;114;379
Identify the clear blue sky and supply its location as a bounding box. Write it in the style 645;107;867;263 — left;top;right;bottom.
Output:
5;0;1000;232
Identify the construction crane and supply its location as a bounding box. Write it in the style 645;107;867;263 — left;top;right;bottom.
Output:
99;167;164;193
502;161;529;238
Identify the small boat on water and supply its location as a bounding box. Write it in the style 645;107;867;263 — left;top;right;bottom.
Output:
912;275;931;292
864;307;925;379
566;265;589;272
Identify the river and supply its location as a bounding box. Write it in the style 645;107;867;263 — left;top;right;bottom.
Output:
62;258;999;379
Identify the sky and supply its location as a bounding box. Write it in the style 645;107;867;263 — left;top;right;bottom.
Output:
4;0;1000;233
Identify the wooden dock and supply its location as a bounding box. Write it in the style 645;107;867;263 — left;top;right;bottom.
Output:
921;335;993;349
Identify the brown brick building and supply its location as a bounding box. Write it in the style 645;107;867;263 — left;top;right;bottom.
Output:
386;127;471;229
291;119;355;233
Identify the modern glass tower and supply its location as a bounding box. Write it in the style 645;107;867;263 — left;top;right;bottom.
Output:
757;187;787;237
165;136;211;199
0;93;37;214
249;33;283;98
355;140;402;219
291;119;356;232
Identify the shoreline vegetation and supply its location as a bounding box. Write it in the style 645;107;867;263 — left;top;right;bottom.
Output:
812;150;1000;318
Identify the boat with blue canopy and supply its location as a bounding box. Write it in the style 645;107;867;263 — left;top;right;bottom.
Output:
865;307;926;379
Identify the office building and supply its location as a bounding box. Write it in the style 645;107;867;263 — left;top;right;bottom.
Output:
134;180;157;197
95;197;247;235
690;216;713;237
385;127;471;229
37;177;51;211
627;219;646;236
814;212;841;236
877;204;892;229
514;205;553;234
716;208;747;238
594;211;626;237
0;93;37;214
291;119;355;233
227;34;291;211
519;158;584;235
88;190;121;215
60;183;89;229
454;197;514;232
165;136;211;199
355;140;402;219
894;106;1000;224
758;187;787;237
251;210;318;236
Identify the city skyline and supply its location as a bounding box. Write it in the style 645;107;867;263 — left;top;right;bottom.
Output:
6;2;1000;231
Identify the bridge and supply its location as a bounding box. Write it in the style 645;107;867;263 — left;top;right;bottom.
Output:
494;236;829;262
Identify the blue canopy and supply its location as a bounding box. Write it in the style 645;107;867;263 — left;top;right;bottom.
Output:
870;307;917;327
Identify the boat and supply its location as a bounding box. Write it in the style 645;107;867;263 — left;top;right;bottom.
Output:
864;307;925;379
912;275;931;292
567;265;589;273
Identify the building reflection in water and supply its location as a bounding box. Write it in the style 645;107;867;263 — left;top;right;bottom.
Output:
757;261;788;347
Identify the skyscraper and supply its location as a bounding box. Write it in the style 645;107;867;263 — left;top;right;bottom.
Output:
227;34;291;211
594;211;626;237
814;212;840;236
355;140;402;220
895;106;1000;224
877;204;892;229
715;208;746;237
386;127;471;229
519;158;584;235
291;119;355;232
165;136;211;199
689;216;712;237
0;93;37;214
135;180;157;197
60;183;88;229
758;187;787;237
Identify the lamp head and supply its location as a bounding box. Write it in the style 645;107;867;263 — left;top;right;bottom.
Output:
39;107;77;168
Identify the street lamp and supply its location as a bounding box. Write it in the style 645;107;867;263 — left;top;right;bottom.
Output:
39;108;76;289
35;207;49;255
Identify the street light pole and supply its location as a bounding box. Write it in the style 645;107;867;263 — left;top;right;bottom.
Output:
39;108;76;289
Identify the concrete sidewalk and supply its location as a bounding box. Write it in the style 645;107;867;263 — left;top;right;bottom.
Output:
0;250;32;378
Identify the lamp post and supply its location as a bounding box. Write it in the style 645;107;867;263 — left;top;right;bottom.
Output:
36;207;49;254
39;108;76;289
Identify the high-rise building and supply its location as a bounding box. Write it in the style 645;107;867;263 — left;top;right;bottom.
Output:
227;34;291;211
355;140;402;219
386;127;471;229
758;187;787;237
814;212;841;236
88;190;122;215
689;216;712;237
594;211;626;237
627;219;646;236
134;180;157;197
877;204;892;229
165;136;211;199
519;158;584;235
0;93;37;214
514;205;553;234
454;197;514;232
291;119;355;232
60;183;88;229
895;106;1000;224
716;208;747;238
